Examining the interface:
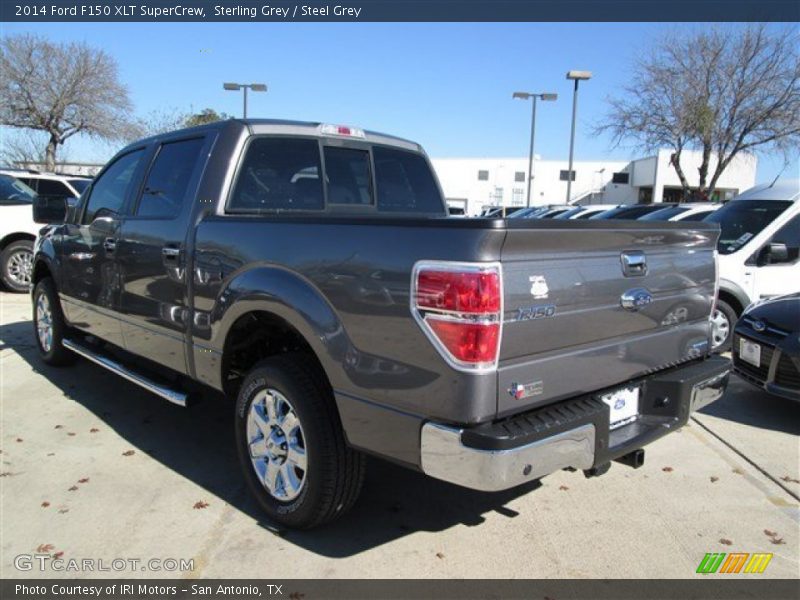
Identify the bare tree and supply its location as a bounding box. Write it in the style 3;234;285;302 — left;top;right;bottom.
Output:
184;108;232;128
598;25;800;200
0;34;136;171
134;107;191;139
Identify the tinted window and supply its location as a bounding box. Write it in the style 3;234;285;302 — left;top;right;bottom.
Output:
591;205;666;220
137;138;205;218
764;214;800;262
36;179;72;198
373;147;443;214
612;172;629;184
681;210;714;222
229;138;323;212
83;149;145;223
704;200;791;254
638;206;689;221
324;147;372;206
0;175;36;205
69;179;90;194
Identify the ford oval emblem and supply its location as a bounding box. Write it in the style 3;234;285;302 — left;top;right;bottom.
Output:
621;288;653;311
752;319;766;332
614;398;626;410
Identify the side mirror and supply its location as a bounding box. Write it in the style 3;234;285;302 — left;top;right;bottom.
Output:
767;242;790;264
32;194;68;224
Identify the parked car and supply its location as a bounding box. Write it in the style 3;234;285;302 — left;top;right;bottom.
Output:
535;206;572;218
732;293;799;402
0;174;40;292
30;119;729;529
590;204;678;220
637;203;721;222
481;206;527;218
0;169;91;204
703;179;800;350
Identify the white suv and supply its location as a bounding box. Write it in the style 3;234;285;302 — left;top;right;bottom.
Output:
704;179;800;349
0;169;91;201
0;174;40;292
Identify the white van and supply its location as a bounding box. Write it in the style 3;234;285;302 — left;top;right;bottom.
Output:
705;179;800;349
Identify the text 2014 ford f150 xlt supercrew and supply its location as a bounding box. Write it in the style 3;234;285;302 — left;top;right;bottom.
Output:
31;119;730;528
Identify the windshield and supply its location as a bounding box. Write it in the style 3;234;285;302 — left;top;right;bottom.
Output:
638;206;689;221
553;207;585;219
0;175;37;205
705;200;792;254
69;178;91;194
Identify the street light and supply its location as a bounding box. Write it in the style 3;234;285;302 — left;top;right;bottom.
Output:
513;91;558;207
565;70;592;203
223;82;268;118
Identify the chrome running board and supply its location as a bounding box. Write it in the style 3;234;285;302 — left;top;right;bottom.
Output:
63;338;188;407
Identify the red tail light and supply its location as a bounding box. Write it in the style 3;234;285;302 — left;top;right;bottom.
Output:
412;262;502;370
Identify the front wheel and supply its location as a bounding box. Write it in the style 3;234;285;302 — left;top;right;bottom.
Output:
1;240;34;293
710;299;737;352
234;354;365;529
32;278;76;366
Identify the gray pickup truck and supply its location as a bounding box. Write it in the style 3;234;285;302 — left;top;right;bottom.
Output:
31;119;730;528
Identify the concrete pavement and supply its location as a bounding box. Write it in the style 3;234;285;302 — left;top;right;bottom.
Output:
1;291;798;579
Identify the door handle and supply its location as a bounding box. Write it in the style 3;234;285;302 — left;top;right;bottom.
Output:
103;238;116;253
162;246;181;261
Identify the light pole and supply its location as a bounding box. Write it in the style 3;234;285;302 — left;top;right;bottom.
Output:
513;91;557;207
223;82;267;118
565;71;591;203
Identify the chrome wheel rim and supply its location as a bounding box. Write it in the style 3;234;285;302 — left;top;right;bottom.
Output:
710;309;730;348
246;388;307;501
36;293;53;353
7;248;33;287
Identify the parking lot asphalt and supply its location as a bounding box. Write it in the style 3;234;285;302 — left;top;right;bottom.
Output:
1;290;798;579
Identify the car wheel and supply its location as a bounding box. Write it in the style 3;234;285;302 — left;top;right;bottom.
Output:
32;277;76;366
710;299;737;352
235;354;365;529
1;240;34;293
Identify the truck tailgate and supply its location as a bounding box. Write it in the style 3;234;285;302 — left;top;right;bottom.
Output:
497;221;719;418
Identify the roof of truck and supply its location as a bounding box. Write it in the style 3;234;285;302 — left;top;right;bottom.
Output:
732;179;800;202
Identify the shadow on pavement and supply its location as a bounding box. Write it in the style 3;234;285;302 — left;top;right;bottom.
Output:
698;372;800;436
0;318;537;558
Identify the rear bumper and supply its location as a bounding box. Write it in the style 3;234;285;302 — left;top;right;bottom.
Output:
420;356;730;492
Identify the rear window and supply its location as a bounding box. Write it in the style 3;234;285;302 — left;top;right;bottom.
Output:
324;147;372;206
373;146;443;213
705;200;792;254
0;175;36;205
229;138;324;212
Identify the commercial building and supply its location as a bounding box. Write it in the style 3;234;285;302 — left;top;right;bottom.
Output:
432;149;756;216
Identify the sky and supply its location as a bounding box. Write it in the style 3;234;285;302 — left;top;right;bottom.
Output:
1;21;798;183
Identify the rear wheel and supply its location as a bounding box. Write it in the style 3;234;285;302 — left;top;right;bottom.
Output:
711;299;737;352
1;240;34;293
234;354;365;529
32;278;76;366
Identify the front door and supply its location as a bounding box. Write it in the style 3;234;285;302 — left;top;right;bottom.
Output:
116;135;210;375
59;148;148;348
748;214;800;301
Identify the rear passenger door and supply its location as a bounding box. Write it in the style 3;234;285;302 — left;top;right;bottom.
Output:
116;135;210;375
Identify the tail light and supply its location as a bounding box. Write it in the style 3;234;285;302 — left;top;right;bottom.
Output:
412;262;503;371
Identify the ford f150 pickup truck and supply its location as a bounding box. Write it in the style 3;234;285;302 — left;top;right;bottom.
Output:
31;119;730;529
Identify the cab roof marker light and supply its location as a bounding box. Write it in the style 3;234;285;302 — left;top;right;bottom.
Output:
319;124;366;139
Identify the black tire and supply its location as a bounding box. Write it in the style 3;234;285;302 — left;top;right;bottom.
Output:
1;239;34;293
235;354;365;529
32;277;76;366
711;299;737;352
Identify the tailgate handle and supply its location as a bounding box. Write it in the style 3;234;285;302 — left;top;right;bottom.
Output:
621;251;647;277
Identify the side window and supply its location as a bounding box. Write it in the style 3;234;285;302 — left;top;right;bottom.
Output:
324;147;372;206
83;150;145;224
136;138;205;218
765;214;800;263
37;179;73;198
229;138;323;212
373;146;443;213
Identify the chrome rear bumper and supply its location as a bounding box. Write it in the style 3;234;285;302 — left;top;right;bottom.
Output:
420;422;596;492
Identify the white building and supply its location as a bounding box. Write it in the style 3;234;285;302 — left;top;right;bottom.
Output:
432;149;756;216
